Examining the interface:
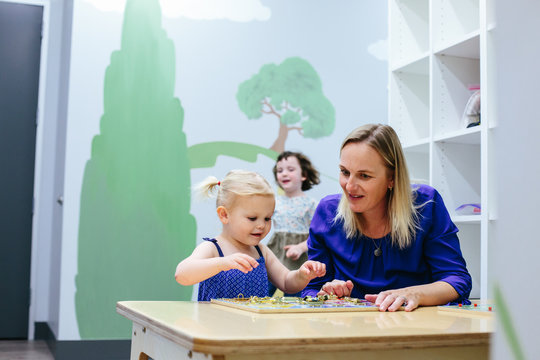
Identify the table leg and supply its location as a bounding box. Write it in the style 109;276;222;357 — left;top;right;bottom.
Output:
130;322;221;360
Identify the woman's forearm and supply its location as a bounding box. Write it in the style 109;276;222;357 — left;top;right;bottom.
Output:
409;281;459;306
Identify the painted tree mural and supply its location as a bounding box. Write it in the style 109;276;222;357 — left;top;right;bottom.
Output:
73;0;339;340
75;0;196;339
237;57;336;153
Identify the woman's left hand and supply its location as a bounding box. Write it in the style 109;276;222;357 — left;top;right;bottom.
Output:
365;289;419;312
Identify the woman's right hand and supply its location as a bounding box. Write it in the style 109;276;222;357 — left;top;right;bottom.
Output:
222;253;259;273
317;279;354;297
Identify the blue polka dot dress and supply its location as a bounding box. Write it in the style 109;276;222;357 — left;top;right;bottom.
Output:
198;238;270;301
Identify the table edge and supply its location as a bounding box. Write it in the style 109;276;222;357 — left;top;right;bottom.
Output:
116;301;492;354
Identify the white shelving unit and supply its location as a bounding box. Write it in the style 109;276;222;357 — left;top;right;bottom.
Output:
388;0;496;299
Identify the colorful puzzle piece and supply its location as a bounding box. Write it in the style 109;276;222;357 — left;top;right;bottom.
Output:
211;295;381;313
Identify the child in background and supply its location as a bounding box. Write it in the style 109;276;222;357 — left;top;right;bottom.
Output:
267;151;320;295
175;170;326;301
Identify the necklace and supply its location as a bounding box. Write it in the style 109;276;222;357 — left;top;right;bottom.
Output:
372;237;383;257
363;220;388;257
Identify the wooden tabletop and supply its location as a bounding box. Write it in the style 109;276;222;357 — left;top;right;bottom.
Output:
116;301;494;355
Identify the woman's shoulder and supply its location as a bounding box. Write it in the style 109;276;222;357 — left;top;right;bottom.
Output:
318;194;341;207
411;184;451;218
309;194;342;233
313;194;341;217
412;183;441;203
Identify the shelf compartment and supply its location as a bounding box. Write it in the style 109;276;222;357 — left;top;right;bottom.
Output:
455;223;481;298
404;142;429;185
433;126;480;145
389;57;430;143
434;32;480;59
389;0;429;67
432;0;480;51
391;52;430;73
432;54;480;137
402;136;429;149
452;215;481;224
432;141;481;217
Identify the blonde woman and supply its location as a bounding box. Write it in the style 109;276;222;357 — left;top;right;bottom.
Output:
303;124;471;311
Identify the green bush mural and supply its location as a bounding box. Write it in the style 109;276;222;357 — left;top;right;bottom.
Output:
75;0;195;339
237;57;336;153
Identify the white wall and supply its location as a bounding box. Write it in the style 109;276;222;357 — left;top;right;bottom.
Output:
492;0;540;358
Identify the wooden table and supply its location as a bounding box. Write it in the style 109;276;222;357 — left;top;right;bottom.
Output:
116;301;494;360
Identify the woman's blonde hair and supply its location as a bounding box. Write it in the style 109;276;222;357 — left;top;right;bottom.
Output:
335;124;419;248
196;169;274;208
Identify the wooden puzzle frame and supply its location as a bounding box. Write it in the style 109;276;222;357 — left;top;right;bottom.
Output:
210;295;382;314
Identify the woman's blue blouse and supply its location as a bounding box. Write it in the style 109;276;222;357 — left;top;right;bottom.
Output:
303;184;472;302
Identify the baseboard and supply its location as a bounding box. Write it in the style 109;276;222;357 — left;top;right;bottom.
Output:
34;322;131;360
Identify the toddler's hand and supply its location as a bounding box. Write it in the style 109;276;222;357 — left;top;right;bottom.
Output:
299;260;326;280
284;244;305;260
223;253;259;273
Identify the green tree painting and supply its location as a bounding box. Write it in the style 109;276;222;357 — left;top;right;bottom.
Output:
237;57;336;153
74;0;338;340
75;0;195;339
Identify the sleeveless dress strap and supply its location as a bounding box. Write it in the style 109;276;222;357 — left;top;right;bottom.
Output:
203;238;263;259
203;238;224;257
254;245;264;258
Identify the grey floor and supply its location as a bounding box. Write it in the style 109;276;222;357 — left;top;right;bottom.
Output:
0;341;54;360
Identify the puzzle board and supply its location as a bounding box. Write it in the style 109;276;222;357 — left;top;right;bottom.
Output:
210;296;381;313
437;304;495;317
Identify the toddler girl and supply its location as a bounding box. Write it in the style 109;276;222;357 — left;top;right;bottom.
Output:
175;169;325;301
268;151;320;269
267;151;320;296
